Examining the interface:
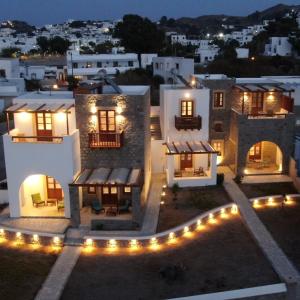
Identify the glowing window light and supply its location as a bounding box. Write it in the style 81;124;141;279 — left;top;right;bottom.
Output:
108;239;117;248
231;204;238;214
85;238;94;247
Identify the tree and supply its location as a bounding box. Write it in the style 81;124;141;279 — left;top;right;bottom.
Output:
48;36;71;55
114;15;165;67
94;41;114;54
37;36;49;54
0;47;21;58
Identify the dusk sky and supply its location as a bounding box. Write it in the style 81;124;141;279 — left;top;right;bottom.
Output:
0;0;299;25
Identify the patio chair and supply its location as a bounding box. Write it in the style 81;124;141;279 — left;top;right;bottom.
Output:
57;200;64;211
91;200;105;215
31;193;46;207
118;200;130;214
194;167;204;176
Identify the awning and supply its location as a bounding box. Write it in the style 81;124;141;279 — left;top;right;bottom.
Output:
5;102;74;113
71;167;142;186
234;84;294;93
164;141;218;155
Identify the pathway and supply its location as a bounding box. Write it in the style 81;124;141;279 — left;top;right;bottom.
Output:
242;174;292;184
35;246;81;300
219;166;300;299
141;173;165;235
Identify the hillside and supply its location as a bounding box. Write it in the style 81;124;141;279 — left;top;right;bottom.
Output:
162;3;300;34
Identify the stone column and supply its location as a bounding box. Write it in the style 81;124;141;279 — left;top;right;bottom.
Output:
69;186;81;228
132;186;141;225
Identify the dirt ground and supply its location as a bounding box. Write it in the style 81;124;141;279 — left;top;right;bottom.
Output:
0;245;58;300
62;214;279;300
157;185;231;232
255;197;300;271
238;182;297;198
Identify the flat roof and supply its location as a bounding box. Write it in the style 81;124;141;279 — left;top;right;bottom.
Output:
15;91;74;101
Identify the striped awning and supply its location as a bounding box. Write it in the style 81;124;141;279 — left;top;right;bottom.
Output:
71;167;142;186
5;103;74;113
164;141;218;155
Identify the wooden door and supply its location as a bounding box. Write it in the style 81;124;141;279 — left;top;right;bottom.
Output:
180;154;193;170
251;93;264;115
102;186;118;206
46;176;63;200
36;112;53;141
249;143;262;160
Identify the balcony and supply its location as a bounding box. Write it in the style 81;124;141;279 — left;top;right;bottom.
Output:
89;131;124;149
174;115;202;130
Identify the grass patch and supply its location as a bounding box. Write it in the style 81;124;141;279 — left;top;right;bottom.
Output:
157;185;231;232
0;245;58;300
238;182;297;198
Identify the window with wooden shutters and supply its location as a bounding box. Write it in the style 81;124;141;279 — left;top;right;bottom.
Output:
181;100;193;117
98;110;116;132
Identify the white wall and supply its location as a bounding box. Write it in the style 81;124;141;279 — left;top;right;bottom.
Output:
0;59;20;78
3;130;81;218
160;86;210;141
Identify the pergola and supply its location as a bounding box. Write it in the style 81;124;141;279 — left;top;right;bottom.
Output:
234;84;294;114
5;102;74;134
164;141;218;155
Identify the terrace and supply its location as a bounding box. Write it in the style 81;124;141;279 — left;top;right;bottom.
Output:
232;83;294;119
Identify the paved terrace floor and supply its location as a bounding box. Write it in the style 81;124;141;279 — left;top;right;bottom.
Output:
242;174;292;184
219;166;300;299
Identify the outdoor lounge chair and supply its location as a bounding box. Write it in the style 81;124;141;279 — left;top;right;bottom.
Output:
91;200;105;214
194;167;204;176
31;193;46;207
118;200;130;213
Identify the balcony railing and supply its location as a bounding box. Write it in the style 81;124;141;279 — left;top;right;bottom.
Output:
175;115;202;130
89;131;124;149
11;136;63;143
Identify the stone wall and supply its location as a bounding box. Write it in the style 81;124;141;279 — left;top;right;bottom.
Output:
233;112;295;175
202;78;236;165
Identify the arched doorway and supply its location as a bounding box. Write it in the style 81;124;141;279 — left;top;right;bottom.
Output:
245;141;283;175
19;174;65;217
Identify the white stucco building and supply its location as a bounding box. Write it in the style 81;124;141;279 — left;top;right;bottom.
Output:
151;84;217;187
3;91;81;218
264;37;292;57
153;57;194;83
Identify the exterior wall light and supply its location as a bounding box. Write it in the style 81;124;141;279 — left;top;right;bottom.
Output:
116;106;123;114
90;106;97;114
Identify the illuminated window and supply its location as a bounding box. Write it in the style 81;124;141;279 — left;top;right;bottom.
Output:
98;110;116;132
111;187;117;194
88;186;96;194
124;186;131;194
181;100;193;117
102;187;109;194
212;140;224;157
213;91;225;108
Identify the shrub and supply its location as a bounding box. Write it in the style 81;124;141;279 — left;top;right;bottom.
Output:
217;173;224;185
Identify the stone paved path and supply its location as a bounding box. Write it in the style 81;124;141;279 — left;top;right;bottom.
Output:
242;174;292;184
219;166;300;299
35;246;81;300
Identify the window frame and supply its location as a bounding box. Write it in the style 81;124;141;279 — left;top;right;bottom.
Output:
212;140;224;157
98;110;116;132
213;121;223;132
213;91;225;109
124;186;132;194
88;186;96;194
181;100;194;117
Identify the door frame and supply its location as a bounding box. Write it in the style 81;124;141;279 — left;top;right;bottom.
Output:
46;176;63;200
101;186;118;206
249;142;262;161
180;153;193;170
35;112;53;141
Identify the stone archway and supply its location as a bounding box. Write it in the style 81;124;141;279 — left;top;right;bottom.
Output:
244;141;283;175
